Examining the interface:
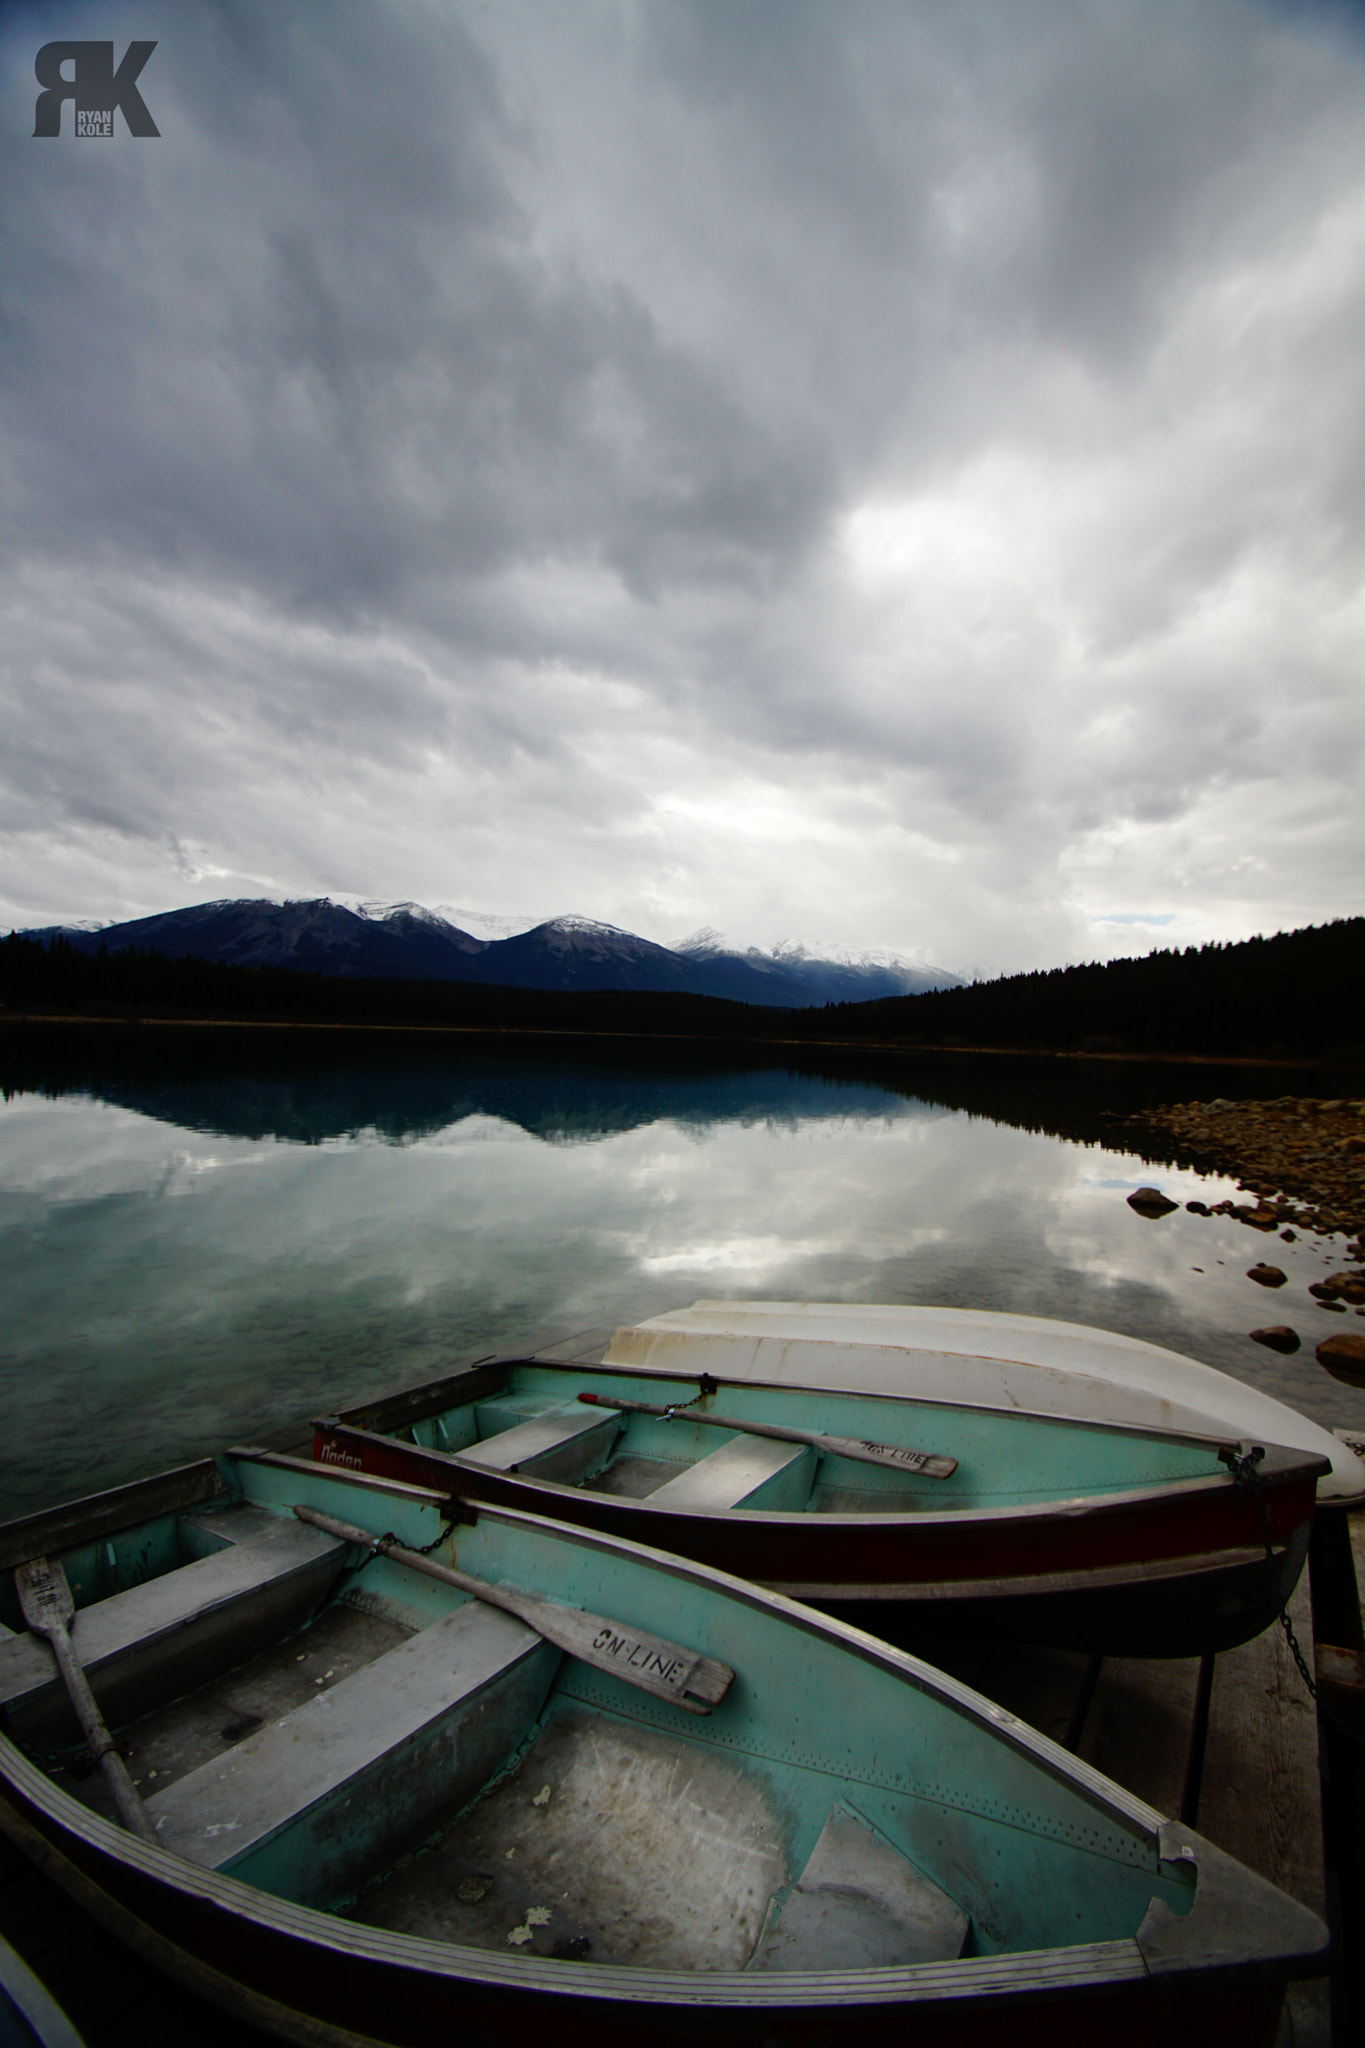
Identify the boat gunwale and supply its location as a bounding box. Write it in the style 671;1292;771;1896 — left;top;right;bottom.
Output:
308;1418;1327;1538
763;1538;1294;1604
340;1353;1288;1460
0;1459;230;1573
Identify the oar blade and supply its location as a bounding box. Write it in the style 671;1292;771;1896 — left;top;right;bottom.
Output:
507;1590;734;1713
15;1556;75;1635
819;1434;957;1478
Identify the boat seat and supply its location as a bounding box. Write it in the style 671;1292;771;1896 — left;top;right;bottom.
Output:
455;1404;623;1484
179;1503;288;1559
752;1810;969;1971
0;1520;348;1745
645;1434;814;1512
147;1600;560;1911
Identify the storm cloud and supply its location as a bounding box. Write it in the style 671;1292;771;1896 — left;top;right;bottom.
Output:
2;0;1363;973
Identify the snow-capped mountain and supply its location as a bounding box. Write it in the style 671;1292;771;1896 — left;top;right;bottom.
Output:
18;898;958;1008
430;906;549;942
21;897;485;979
672;928;960;1002
337;899;549;944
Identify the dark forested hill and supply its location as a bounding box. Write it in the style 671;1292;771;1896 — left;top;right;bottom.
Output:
787;918;1365;1062
0;932;772;1040
4;917;1362;1063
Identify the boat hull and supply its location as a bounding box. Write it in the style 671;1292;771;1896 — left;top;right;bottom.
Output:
0;1762;1300;2048
313;1418;1320;1657
0;1462;1327;2045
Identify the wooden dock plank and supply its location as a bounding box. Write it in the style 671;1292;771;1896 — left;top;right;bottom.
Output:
0;1823;277;2045
1197;1575;1323;1912
0;1855;84;1960
1075;1655;1203;1819
97;1976;280;2046
972;1643;1096;1748
25;1922;166;2041
1350;1507;1365;1632
1196;1573;1328;2048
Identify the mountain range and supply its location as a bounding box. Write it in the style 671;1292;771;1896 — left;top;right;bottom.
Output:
22;898;960;1008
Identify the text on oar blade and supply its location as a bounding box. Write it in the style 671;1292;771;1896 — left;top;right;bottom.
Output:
590;1625;695;1692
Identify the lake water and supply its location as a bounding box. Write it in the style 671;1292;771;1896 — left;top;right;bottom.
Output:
3;1026;1363;1519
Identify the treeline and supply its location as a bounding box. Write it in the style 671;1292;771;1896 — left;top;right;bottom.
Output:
785;918;1365;1061
0;933;773;1041
4;918;1363;1062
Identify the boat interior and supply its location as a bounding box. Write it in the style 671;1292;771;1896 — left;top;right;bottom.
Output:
0;1455;1197;1977
372;1360;1241;1517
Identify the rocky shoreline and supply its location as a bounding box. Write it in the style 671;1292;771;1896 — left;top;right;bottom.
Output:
1123;1094;1365;1385
1125;1094;1365;1241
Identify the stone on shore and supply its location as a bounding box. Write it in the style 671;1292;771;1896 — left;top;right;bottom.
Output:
1128;1186;1178;1218
1247;1264;1287;1288
1317;1332;1365;1388
1250;1326;1300;1355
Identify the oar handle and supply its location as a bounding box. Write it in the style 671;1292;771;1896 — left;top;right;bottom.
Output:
293;1505;730;1713
577;1392;957;1478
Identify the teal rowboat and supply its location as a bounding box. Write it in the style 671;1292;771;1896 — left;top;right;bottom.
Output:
0;1450;1325;2045
311;1353;1328;1656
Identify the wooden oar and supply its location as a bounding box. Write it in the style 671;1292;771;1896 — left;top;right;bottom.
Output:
292;1506;733;1716
14;1558;157;1844
577;1392;958;1478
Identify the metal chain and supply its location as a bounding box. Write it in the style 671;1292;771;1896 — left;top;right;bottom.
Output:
346;1510;463;1580
1223;1448;1318;1699
1221;1446;1365;1749
659;1375;719;1423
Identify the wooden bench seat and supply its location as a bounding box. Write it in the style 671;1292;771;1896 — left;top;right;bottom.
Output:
645;1434;814;1512
148;1601;560;1910
0;1520;348;1744
454;1404;623;1484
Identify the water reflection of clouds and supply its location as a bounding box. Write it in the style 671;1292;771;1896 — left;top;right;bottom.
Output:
3;1082;1364;1521
0;1098;278;1203
638;1237;833;1276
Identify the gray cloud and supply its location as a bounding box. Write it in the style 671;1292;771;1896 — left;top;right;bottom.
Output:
1;0;1363;970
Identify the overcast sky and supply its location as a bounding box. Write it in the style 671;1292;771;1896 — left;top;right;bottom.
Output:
3;1;1363;976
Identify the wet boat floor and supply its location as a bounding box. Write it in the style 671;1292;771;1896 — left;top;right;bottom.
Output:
52;1604;408;1822
348;1707;789;1970
582;1453;681;1498
349;1706;967;1974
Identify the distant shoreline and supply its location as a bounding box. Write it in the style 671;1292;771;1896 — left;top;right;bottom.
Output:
2;1008;1361;1071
